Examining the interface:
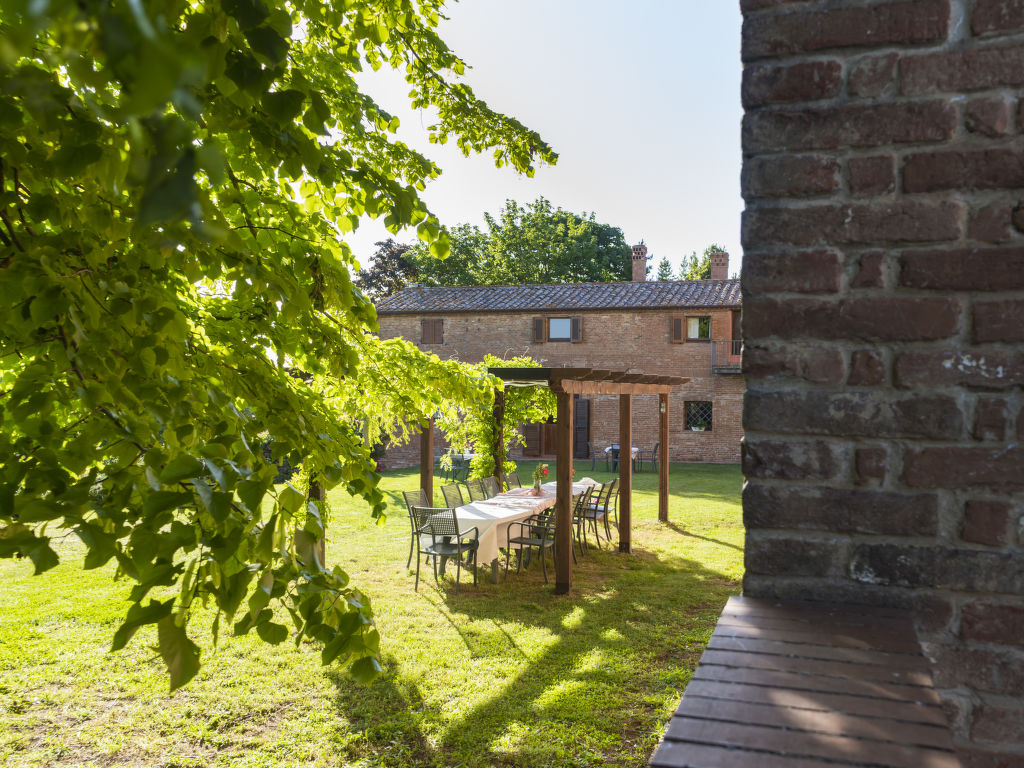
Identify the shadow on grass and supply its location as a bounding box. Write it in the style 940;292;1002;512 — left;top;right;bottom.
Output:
663;521;744;552
327;544;734;768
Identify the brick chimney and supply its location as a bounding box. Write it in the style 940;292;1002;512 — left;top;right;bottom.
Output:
631;241;648;282
709;250;729;280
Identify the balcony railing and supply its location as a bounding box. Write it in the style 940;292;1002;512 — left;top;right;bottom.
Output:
711;339;742;373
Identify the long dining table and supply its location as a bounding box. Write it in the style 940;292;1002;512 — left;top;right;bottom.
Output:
447;478;599;582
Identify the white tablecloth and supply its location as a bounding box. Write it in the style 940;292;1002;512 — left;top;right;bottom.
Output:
603;445;640;457
454;492;555;563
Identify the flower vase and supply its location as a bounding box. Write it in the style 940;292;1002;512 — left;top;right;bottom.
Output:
532;480;542;496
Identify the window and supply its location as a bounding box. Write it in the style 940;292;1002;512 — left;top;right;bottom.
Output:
687;316;711;341
420;318;443;344
685;401;713;431
532;316;582;343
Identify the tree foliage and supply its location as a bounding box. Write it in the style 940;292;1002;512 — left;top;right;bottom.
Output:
409;197;630;285
0;0;553;689
655;256;674;281
678;244;727;281
356;239;416;301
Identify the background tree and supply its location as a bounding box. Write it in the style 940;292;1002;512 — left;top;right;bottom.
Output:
0;0;554;689
678;244;727;280
356;240;417;301
655;256;674;281
410;197;630;285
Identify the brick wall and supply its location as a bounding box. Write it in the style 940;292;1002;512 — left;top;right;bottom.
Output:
741;1;1024;762
377;307;744;466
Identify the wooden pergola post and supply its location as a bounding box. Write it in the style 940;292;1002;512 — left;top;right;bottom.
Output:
492;388;505;491
420;416;434;505
659;393;670;522
618;393;632;553
554;391;574;595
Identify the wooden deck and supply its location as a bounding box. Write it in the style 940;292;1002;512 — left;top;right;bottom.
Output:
649;596;959;768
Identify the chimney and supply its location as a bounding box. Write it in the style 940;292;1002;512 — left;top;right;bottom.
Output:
631;241;648;282
709;251;729;280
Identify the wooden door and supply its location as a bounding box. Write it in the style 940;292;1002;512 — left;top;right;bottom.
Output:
523;423;541;456
540;423;557;456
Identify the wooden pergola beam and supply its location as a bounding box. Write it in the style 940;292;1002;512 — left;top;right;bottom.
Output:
419;416;434;505
659;393;669;522
493;388;505;491
618;393;632;554
554;380;677;396
554;392;574;595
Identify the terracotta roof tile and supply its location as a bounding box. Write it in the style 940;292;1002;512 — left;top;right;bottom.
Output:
375;279;741;314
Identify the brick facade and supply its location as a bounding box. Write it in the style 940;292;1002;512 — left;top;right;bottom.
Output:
377;305;744;467
742;1;1024;762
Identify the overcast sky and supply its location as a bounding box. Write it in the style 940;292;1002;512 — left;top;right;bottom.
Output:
349;0;743;277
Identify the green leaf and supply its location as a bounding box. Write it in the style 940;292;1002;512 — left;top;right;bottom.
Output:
160;455;204;484
350;655;382;683
245;26;288;65
277;483;304;516
157;616;202;692
111;599;174;651
256;620;288;644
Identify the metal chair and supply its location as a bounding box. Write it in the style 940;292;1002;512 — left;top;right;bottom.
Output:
582;479;617;549
401;489;430;568
482;475;500;498
637;442;659;473
450;454;470;483
411;506;479;595
506;472;522;489
465;478;487;502
570;486;594;558
587;441;598;471
440;483;464;508
505;509;556;583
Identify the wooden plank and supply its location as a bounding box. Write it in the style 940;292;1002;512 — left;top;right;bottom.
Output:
706;635;930;672
722;601;914;632
698;649;934;687
420;417;434;505
618;393;632;554
651;740;843;768
674;696;955;750
713;616;923;653
727;596;910;623
659;392;669;522
690;662;943;704
709;620;923;654
492;388;504;491
554;392;573;595
555;379;677;395
664;718;959;768
680;679;949;726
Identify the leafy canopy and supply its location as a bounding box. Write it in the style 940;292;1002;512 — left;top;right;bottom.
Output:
356;239;417;301
409;197;631;285
655;256;673;281
0;0;553;689
678;244;727;281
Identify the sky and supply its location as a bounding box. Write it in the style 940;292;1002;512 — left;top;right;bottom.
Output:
349;0;743;277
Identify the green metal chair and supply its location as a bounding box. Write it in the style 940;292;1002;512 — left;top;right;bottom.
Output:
582;478;618;549
440;483;464;508
401;489;430;568
482;475;500;498
506;472;522;489
411;506;479;595
505;509;556;583
465;478;487;502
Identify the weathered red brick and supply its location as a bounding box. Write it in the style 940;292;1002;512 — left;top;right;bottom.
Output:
848;53;899;98
849;155;896;197
744;100;956;152
968;204;1012;243
743;343;846;384
741;250;841;293
904;148;1024;192
963;500;1015;547
901;246;1024;290
851;250;886;288
746;389;964;439
851;545;1024;594
895;350;1024;389
903;445;1024;489
744;201;963;247
744;484;939;536
927;643;1024;695
848;349;887;385
1013;201;1024;231
975;300;1024;343
958;746;1024;767
973;0;1024;36
745;535;848;578
914;593;956;635
966;97;1011;136
902;43;1024;94
855;446;888;487
743;438;842;481
971;703;1024;744
975;397;1009;442
744;296;961;341
742;155;841;198
742;0;950;60
742;60;843;108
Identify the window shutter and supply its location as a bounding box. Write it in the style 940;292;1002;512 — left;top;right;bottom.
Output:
671;317;683;343
532;317;545;343
421;318;431;344
432;318;443;344
570;316;582;342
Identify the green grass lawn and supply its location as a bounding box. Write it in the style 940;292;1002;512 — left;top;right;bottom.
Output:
0;461;743;768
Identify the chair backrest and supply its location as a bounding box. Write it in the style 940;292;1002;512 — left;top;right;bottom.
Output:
465;478;487;502
451;454;469;469
482;476;500;498
402;489;429;513
440;483;464;508
506;472;522;489
598;478;619;511
422;507;460;540
410;505;446;534
572;486;593;516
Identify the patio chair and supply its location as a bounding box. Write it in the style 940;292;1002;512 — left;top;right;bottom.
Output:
506;472;522;489
402;489;430;568
411;506;479;595
636;442;658;473
482;475;500;498
582;478;618;549
587;441;598;471
602;488;620;543
440;483;464;508
465;478;487;502
606;445;620;472
570;486;594;558
505;509;556;583
450;454;470;483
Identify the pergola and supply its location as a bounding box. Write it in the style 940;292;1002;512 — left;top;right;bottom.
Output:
419;367;689;595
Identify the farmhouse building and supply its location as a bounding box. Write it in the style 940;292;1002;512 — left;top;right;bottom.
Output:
375;244;743;467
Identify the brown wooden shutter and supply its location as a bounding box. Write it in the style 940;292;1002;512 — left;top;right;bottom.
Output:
432;318;443;344
421;318;431;344
523;423;541;456
671;316;683;343
532;317;545;343
570;316;582;342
